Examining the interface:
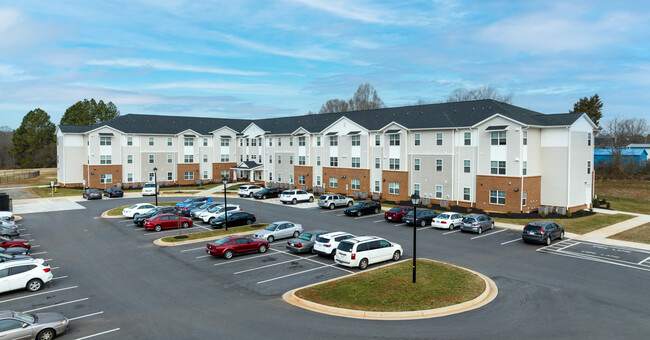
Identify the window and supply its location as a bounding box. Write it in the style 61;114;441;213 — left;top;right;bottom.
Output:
269;172;273;181
298;175;305;185
203;138;208;146
491;161;506;175
491;131;506;145
523;131;528;145
522;191;527;206
351;179;360;190
464;132;471;146
298;136;306;146
167;172;173;181
258;138;261;146
316;136;321;146
414;133;420;146
221;170;229;179
278;138;282;146
240;155;243;162
330;136;338;146
168;137;172;146
127;136;132;146
389;182;399;194
149;137;154;146
184;155;194;163
316;176;321;186
587;161;591;174
375;158;380;169
436;133;442;146
127;173;133;182
352;157;360;168
221;154;229;162
203;154;208;163
277;155;282;164
290;173;294;183
251;138;256;147
127;155;133;164
374;181;380;192
523;161;527;176
463;187;471;201
289;137;293;146
299;156;306;165
389;134;400;146
268;138;273;147
435;185;442;199
436;159;443;172
464;160;470;173
489;190;506;205
221;138;229;146
375;135;381;146
148;172;154;181
184;138;193;146
329;177;337;188
239;139;243;147
203;171;208;179
330;157;338;167
100;174;112;184
351;135;360;146
588;133;592;146
184;171;194;180
414;158;420;171
317;156;321;166
246;155;249;161
100;136;111;145
246;138;249;146
167;154;173;163
414;183;420;196
148;154;154;164
100;155;111;164
289;156;294;164
389;158;399;170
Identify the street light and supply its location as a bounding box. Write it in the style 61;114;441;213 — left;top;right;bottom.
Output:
153;167;158;206
410;193;420;284
222;176;228;231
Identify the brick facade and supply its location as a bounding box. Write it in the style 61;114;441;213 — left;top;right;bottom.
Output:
293;166;313;191
322;167;371;197
522;176;542;213
381;170;409;202
212;162;237;182
476;175;526;213
177;163;200;185
83;164;123;189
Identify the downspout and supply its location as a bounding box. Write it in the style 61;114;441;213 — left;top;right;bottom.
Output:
566;126;572;212
473;127;478;208
454;129;458;207
520;127;528;213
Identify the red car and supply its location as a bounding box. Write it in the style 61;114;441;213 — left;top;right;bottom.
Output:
384;206;414;222
205;236;269;259
143;213;193;232
0;236;31;249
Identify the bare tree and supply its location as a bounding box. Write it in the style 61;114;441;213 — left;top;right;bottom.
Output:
317;83;386;113
319;99;350;114
446;85;513;104
600;117;649;149
0;126;16;169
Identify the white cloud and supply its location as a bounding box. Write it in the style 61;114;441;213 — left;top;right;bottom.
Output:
85;58;267;76
286;0;396;24
147;81;299;95
0;63;34;81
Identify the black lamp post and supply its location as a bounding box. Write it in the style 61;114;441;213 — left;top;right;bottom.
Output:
222;176;228;231
153;167;158;206
410;193;420;284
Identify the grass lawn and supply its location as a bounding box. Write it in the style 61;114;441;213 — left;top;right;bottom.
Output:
160;183;221;191
226;184;241;190
595;180;650;214
296;259;484;312
30;186;83;198
609;222;650;244
106;202;178;216
491;213;635;234
160;223;268;243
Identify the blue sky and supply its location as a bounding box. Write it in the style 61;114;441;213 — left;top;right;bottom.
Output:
1;0;649;129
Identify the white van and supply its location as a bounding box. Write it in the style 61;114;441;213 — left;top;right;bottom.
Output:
334;236;402;269
142;183;157;196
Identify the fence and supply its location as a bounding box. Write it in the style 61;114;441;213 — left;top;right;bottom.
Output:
0;170;40;184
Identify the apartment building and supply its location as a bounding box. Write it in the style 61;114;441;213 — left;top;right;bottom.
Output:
56;99;596;213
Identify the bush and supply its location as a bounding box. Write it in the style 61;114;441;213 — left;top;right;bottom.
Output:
606;202;611;209
426;203;433;208
466;208;473;213
540;211;547;218
589;207;594;212
592;198;600;208
566;211;572;218
394;200;400;205
506;211;512;217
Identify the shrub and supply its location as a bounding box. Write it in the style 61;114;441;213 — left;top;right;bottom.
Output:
426;203;433;208
394;200;400;205
566;211;572;218
540;211;547;218
506;211;512;217
466;208;473;213
589;207;593;212
606;202;611;209
579;210;585;216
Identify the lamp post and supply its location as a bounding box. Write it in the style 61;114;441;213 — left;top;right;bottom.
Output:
410;193;420;284
222;176;228;231
153;167;158;206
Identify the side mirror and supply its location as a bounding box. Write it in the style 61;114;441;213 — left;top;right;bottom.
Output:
22;323;29;328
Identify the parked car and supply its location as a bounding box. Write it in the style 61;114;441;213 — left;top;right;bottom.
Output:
199;204;242;224
384;206;413;222
122;203;157;218
0;252;31;262
205;236;269;259
0;236;31;250
0;246;29;256
252;188;282;199
313;231;356;258
344;200;381;217
286;230;329;254
253;221;303;243
431;213;464;230
238;185;263;197
402;209;438;227
82;188;102;200
103;187;124;198
460;213;494;234
133;206;176;226
317;194;354;209
334;236;402;270
0;310;69;340
0;212;14;221
280;190;314;204
0;258;52;293
0;221;19;238
143;214;193;232
177;201;205;217
190;202;221;219
522;221;565;245
142;182;157;196
175;197;212;209
209;211;256;229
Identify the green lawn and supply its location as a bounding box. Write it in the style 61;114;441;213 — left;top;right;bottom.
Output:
295;259;485;312
226;184;241;190
160;223;268;243
595;180;650;214
609;222;650;244
159;183;221;191
30;186;83;198
106;202;178;216
492;213;635;235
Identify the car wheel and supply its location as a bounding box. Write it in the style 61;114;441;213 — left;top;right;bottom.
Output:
293;231;300;238
347;201;353;207
258;244;268;253
133;213;139;218
359;258;369;270
155;225;162;232
357;211;362;217
267;235;274;243
208;217;215;224
491;223;494;230
249;193;253;197
477;227;482;234
560;231;565;240
26;278;43;292
392;250;401;261
292;198;297;205
245;219;252;225
546;236;551;245
36;328;56;340
309;196;314;202
449;223;454;230
182;222;189;228
263;195;267;199
330;249;336;259
310;246;316;254
374;208;379;214
224;250;233;259
420;219;426;227
329;204;335;210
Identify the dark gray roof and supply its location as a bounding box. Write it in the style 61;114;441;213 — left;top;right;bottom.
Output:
485;125;508;131
232;161;263;170
385;129;401;133
347;131;360;135
58;100;584;136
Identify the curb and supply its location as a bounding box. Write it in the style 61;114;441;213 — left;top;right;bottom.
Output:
282;258;498;320
100;210;126;219
154;229;264;247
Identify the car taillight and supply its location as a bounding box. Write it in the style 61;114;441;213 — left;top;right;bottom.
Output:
324;244;331;247
43;268;51;273
351;253;356;260
324;200;328;203
296;243;302;247
441;221;447;224
473;223;478;226
540;227;545;234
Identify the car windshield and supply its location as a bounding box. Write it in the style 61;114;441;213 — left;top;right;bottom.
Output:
0;236;11;241
213;238;230;245
182;198;193;203
144;183;155;188
524;224;542;231
128;204;138;209
316;236;330;243
337;241;354;252
89;189;99;193
438;214;450;219
388;207;403;213
318;195;328;200
406;210;427;217
462;217;476;223
12;311;35;323
352;202;364;208
298;233;311;241
265;223;279;231
198;203;210;209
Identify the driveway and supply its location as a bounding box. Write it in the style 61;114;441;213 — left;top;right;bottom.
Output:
0;184;40;199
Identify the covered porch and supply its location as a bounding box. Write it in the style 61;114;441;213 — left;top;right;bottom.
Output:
231;161;264;183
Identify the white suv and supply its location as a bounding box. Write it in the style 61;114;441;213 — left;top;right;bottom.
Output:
0;258;53;293
199;204;242;223
335;236;402;269
238;185;263;197
313;232;356;258
280;190;314;204
122;203;157;218
142;182;157;196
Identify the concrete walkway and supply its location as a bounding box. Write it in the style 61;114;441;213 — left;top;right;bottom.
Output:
574;214;650;251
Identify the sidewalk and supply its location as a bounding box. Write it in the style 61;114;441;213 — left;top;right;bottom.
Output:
574;215;650;251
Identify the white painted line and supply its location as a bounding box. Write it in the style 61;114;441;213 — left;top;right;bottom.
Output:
43;259;52;262
213;252;282;266
234;255;319;274
373;219;388;223
31;245;41;248
196;225;212;231
542;249;650;273
23;297;89;313
180;246;205;252
257;264;336;284
336;214;345;216
268;248;353;273
195;254;211;259
395;223;407;227
18;228;26;231
320;210;338;213
638;256;650;265
443;230;461;235
501;238;521;245
69;311;104;321
556;241;580;252
354;214;382;220
52;275;68;280
29;251;47;256
471;229;507;240
75;328;120;340
417;226;435;231
28;239;35;242
0;286;78;304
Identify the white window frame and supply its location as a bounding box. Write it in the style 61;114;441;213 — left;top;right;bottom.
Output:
389;134;400;146
374;180;380;192
184;138;194;146
167;172;173;181
100;173;112;184
203;154;208;163
127;155;133;164
523;161;527;176
436;133;442;146
351;179;360;190
299;156;306;165
100;155;112;165
184;171;194;180
414;133;420;146
149;137;154;146
329;177;337;188
435;185;443;199
127;173;133;182
464;159;470;173
522;191;527;206
221;138;230;146
298;175;306;185
491;131;506;145
148;154;154;164
463;187;471;201
523;131;528;146
389;158;399;170
184;155;194;163
414;183;420;196
351;135;360;146
99;136;111;146
414;158;420;171
351;157;360;168
330;136;338;146
464;132;471;146
587;160;591;174
489;190;506;205
436;159;443;172
491;161;506;175
389;182;399;194
221;154;229;162
375;135;380;146
167;154;173;164
167;137;172;146
298;136;306;146
375;158;380;169
330;157;338;167
127;136;133;146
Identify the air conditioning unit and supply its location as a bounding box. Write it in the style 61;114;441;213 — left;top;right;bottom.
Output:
440;200;449;207
556;207;567;215
538;206;553;214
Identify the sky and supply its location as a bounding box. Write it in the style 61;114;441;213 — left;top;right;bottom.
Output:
1;0;649;129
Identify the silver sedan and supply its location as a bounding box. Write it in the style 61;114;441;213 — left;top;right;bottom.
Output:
286;230;330;253
252;221;303;243
0;310;69;340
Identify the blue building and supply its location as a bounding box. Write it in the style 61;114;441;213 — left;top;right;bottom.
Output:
627;144;650;160
594;148;648;166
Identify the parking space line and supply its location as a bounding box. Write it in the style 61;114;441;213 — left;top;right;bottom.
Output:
44;259;52;262
501;238;521;245
638;256;650;265
542;249;650;273
234;255;319;274
268;249;353;273
29;251;47;256
18;228;26;231
69;311;104;321
257;264;336;284
28;239;35;242
442;230;460;235
51;266;60;270
557;241;579;252
75;328;120;340
0;286;78;304
417;226;435;231
373;219;388;223
23;297;89;313
180;247;205;252
52;275;68;280
320;210;339;213
196;254;211;259
336;214;345;216
470;229;506;239
354;214;382;220
117;220;132;223
395;223;407;227
213;251;286;266
144;230;193;237
31;245;41;248
196;225;212;231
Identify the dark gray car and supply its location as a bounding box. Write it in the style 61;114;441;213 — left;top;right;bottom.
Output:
0;252;31;262
0;221;19;238
0;310;69;340
0;247;30;256
460;213;494;234
190;202;221;219
286;230;329;253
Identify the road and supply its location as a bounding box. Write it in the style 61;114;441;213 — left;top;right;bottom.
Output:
0;184;40;199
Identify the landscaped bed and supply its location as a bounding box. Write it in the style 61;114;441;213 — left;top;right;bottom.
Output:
491;213;635;234
609;222;650;245
106;202;178;216
30;186;83;198
160;223;268;243
295;259;485;312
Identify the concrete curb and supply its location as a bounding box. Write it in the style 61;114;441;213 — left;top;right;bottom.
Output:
100;210;125;219
282;258;498;320
153;229;264;247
